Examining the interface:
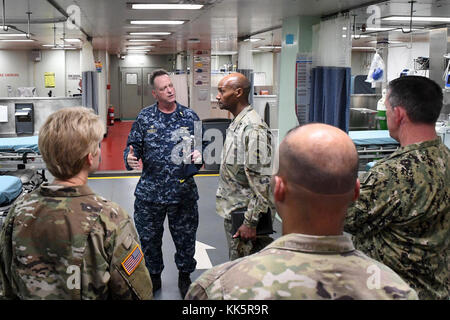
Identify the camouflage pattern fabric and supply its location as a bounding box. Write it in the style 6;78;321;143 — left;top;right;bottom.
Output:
345;138;449;300
185;233;418;300
223;218;273;261
0;183;153;300
134;199;198;274
216;105;275;258
123;102;200;204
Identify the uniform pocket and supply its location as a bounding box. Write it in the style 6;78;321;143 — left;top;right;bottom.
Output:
225;163;247;186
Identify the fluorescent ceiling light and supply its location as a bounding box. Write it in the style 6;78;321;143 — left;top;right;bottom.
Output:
51;47;77;50
129;32;171;35
244;38;262;42
43;44;73;47
130;20;185;25
0;33;28;37
63;38;81;42
128;39;163;42
352;47;376;50
344;34;371;38
0;39;34;42
211;51;238;55
382;16;450;23
126;46;154;49
258;45;281;49
131;4;203;10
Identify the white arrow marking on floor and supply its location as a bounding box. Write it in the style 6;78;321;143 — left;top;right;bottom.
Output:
195;241;216;270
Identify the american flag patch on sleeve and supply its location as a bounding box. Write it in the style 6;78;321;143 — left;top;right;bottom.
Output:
121;244;144;276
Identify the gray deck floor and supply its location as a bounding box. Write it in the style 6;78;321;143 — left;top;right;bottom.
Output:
87;174;282;300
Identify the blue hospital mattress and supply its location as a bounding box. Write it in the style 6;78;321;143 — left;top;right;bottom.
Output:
0;176;22;206
0;136;39;153
349;130;399;146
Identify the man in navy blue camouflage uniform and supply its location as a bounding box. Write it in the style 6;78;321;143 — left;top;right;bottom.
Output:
123;69;201;298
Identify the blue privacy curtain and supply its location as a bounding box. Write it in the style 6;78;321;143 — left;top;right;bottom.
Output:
309;66;351;132
82;71;98;114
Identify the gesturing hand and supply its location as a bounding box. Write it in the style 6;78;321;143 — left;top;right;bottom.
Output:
127;145;142;170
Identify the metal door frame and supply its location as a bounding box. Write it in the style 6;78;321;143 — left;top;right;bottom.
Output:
119;67;142;120
118;67;161;120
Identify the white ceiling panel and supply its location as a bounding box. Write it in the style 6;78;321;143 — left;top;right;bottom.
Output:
0;0;448;53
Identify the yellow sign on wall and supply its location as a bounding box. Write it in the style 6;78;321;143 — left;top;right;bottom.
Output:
44;72;55;88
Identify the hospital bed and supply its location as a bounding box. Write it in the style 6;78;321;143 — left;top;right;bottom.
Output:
0;136;45;171
0;136;47;228
349;130;399;171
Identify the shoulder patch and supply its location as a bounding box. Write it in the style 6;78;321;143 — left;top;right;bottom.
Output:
121;244;144;276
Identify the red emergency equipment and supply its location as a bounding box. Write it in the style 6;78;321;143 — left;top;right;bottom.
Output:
107;106;115;126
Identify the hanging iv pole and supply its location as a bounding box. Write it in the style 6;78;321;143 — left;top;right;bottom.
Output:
351;1;416;39
400;1;415;34
52;22;57;47
2;0;8;31
26;11;31;38
352;14;361;40
1;0;33;36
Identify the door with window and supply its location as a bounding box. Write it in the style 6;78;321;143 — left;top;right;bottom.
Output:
120;67;158;120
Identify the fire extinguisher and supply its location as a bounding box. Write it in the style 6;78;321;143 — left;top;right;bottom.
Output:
107;106;115;126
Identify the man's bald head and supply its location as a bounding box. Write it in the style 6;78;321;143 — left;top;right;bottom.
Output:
220;73;251;100
278;123;359;195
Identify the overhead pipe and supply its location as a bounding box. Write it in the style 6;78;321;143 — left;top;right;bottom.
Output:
1;0;37;36
1;17;66;24
26;11;31;38
321;0;386;20
53;23;56;47
352;14;362;40
237;25;282;43
399;1;415;34
46;0;92;41
351;0;417;39
2;0;8;31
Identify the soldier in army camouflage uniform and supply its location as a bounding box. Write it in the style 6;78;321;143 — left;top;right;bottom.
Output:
0;107;152;300
215;73;276;261
186;123;418;300
124;69;202;298
345;76;449;300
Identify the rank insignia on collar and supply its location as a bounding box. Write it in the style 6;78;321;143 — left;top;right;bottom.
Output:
121;244;144;276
